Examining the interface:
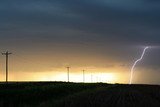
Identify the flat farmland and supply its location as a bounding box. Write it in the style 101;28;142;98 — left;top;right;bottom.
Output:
0;82;159;107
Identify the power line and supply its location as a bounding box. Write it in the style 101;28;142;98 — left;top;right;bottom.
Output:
82;70;85;83
91;74;93;83
2;51;12;83
66;67;70;82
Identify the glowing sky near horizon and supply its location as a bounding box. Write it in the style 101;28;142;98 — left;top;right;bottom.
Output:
0;0;160;84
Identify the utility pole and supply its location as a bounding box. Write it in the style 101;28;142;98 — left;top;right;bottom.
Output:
2;51;12;83
66;67;70;82
91;74;93;83
82;70;85;83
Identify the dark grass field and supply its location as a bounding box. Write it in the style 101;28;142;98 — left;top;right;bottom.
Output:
0;82;160;107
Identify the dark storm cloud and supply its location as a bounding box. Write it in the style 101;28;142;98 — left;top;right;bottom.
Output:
0;0;160;44
0;0;160;70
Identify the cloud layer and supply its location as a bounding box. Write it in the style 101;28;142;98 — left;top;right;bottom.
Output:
0;0;160;83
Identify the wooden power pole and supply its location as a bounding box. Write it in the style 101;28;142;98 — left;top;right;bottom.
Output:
2;51;12;83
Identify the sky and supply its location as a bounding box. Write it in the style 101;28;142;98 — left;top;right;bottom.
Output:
0;0;160;84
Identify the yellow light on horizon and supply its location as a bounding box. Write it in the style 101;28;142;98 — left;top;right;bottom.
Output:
99;73;116;83
1;70;124;83
52;72;117;83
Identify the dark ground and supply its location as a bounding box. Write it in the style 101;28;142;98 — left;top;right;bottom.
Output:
0;82;160;107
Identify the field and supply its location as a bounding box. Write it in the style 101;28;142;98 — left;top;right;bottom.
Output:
0;82;160;107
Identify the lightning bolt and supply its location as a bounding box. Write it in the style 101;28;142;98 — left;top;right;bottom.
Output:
129;46;149;84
